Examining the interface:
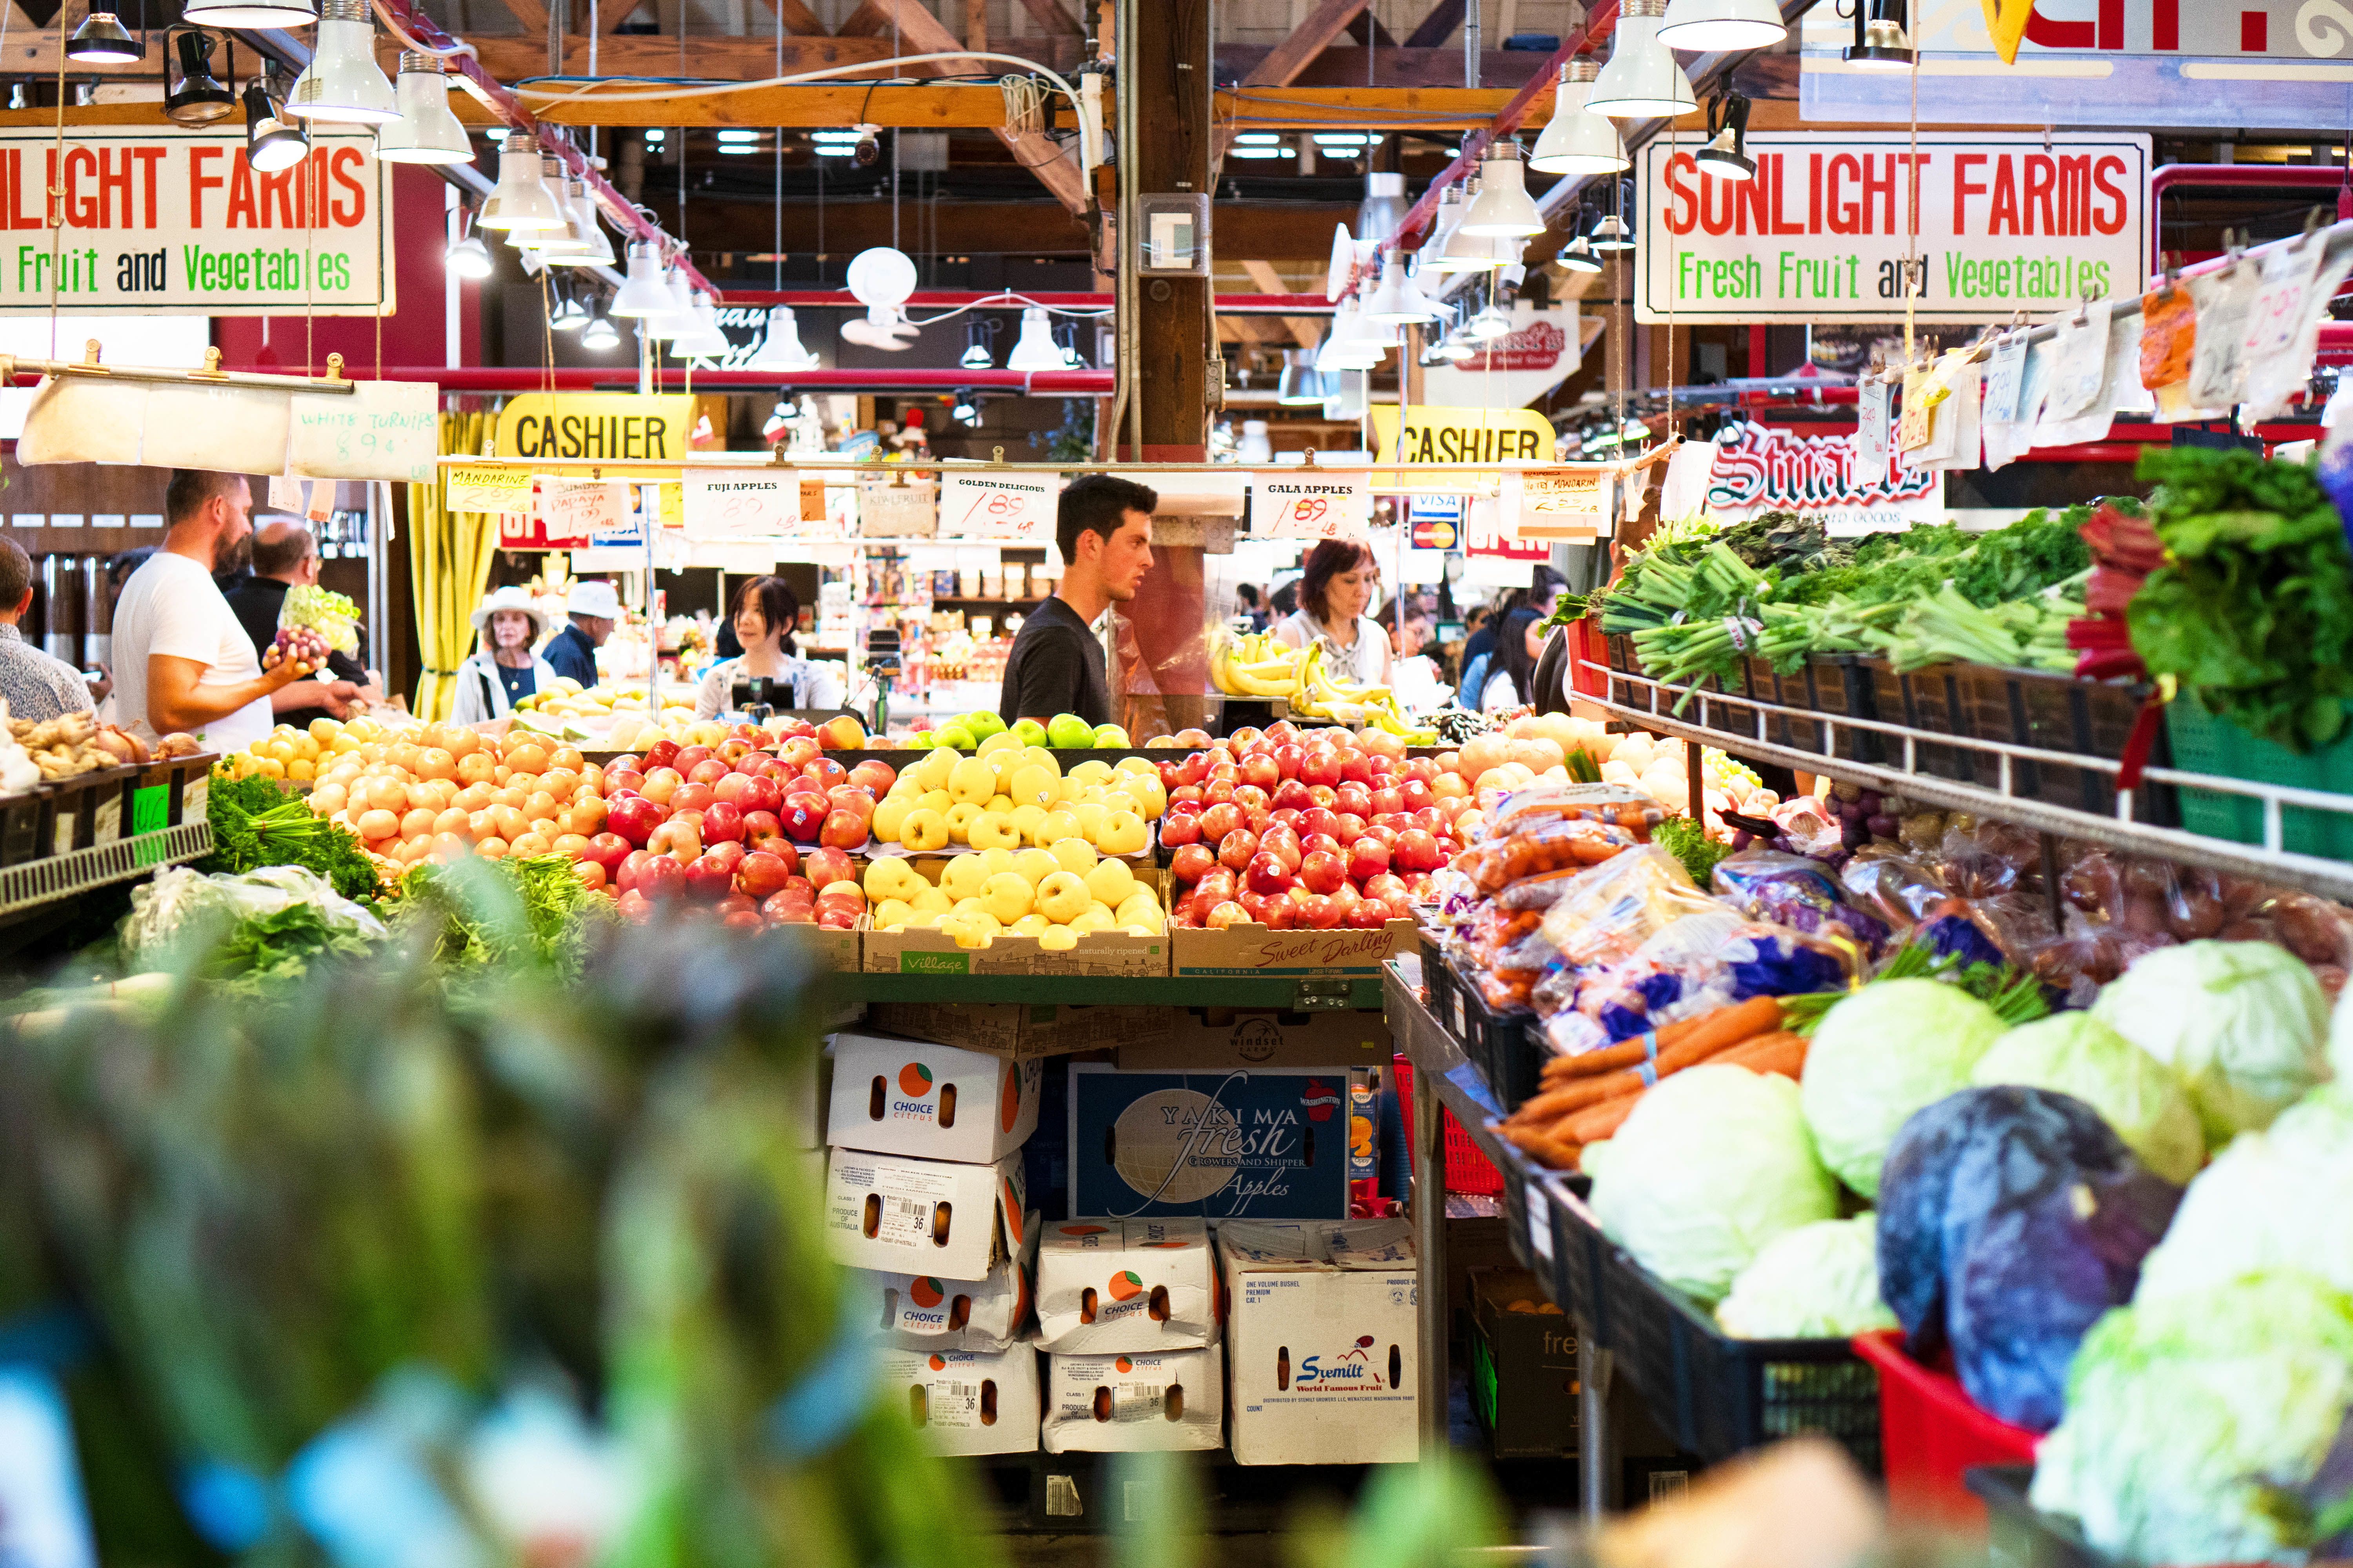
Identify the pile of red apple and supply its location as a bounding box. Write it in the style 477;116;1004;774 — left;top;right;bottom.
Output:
1155;723;1474;931
584;727;894;927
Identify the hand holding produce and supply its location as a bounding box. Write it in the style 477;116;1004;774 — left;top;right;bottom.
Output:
264;625;333;678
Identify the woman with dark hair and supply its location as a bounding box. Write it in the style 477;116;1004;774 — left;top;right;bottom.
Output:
694;574;846;718
1480;606;1546;712
1271;538;1390;687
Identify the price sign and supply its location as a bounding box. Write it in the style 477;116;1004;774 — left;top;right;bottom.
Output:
940;471;1062;540
2045;298;2113;421
1509;468;1613;537
538;477;628;546
1250;472;1369;539
448;465;531;515
684;468;801;539
1984;335;2028;424
1854;376;1892;487
1896;369;1935;452
2186;264;2257;409
287;379;438;483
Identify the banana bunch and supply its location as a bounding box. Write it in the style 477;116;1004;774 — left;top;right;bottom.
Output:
1210;630;1310;700
1213;632;1441;743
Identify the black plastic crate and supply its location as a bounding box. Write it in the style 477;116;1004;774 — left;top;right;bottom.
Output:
1540;1172;1607;1337
1967;1467;2113;1568
0;791;46;867
1863;660;1974;785
1425;954;1543;1116
1939;665;2177;824
1809;655;1885;765
43;765;138;857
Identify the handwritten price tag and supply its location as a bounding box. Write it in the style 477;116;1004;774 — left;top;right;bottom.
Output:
1984;335;2028;424
537;477;628;546
1854;376;1891;487
448;465;532;515
287;379;437;484
940;471;1062;540
684;468;800;539
1509;468;1612;537
2044;298;2113;421
1250;472;1369;539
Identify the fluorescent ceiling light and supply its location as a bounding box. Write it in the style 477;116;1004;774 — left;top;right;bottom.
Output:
1231;147;1293;159
1235;133;1282;145
716;129;761;143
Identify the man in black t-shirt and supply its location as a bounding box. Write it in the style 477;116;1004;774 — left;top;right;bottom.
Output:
220;520;367;729
999;474;1158;729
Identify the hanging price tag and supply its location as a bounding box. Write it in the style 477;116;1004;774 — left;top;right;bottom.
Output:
2185;263;2258;409
2045;298;2113;420
447;465;531;515
539;477;629;546
1511;468;1614;536
2139;284;2196;391
1984;334;2028;424
1249;471;1370;538
939;471;1063;540
683;469;801;539
1896;369;1934;452
1854;376;1891;487
2244;236;2353;422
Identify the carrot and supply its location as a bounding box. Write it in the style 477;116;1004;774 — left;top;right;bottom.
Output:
1539;1036;1660;1083
1560;1092;1641;1146
1496;1122;1583;1170
1540;996;1786;1084
1715;1031;1808;1081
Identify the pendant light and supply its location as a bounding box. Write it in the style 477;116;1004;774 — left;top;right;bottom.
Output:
1364;251;1440;323
580;298;620;350
669;293;730;358
1056;322;1087;368
553;180;615;266
1658;0;1788;51
1357;170;1408;243
1467;295;1515;340
480;132;565;231
751;305;815;369
952;391;981;425
446;210;493;279
377;53;470;165
1006;307;1062;372
242;80;307;172
610;239;675;316
1844;0;1916;67
1459;141;1545;236
1442;212;1513;271
1695;93;1755;182
65;11;140;64
163;31;236;125
1529;59;1629;176
185;0;315;33
1590;178;1637;252
1275;348;1321;405
1588;0;1696;119
1560;232;1604;273
664;263;697;323
1422;185;1482;273
531;152;589;254
285;0;396;124
549;290;589;332
959;318;995;368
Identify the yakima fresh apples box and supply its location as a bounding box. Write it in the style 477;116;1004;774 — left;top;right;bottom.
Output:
877;1345;1042;1457
826;1032;1040;1164
1041;1345;1224;1453
1220;1219;1418;1465
1066;1067;1351;1221
1034;1219;1218;1354
824;1147;1026;1281
867;1212;1040;1354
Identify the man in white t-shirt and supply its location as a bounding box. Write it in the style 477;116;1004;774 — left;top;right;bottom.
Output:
112;471;342;752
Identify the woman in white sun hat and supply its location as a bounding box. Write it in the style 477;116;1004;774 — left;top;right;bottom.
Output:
451;585;559;724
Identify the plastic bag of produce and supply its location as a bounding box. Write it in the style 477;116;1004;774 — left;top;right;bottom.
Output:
2135;1085;2353;1303
1534;845;1716;972
1455;817;1637;895
2030;1272;2353;1566
1969;1012;2206;1185
1802;979;2008;1198
2089;939;2330;1145
1482;782;1664;842
1584;1064;1839;1303
1541;910;1853;1057
1714;1216;1896;1340
1711;850;1894;959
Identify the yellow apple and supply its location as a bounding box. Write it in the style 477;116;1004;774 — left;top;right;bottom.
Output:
1113;756;1156;780
1009;803;1049;842
1071;801;1110;843
1087;859;1138;907
910;885;953;916
1037;924;1079;951
916;788;955;818
986;793;1015;815
899;808;950;853
1126;778;1168;818
915;747;958;791
1095;809;1149;857
1115;895;1162;932
947;755;998;805
903;908;942;928
864;858;920;901
1008;763;1061;808
945;801;983;843
1051;837;1099;878
1019;745;1057;774
1009;913;1051;938
1033;808;1081;848
1069;759;1116;786
940;910;1000;949
968;811;1022;852
1068;905;1115;934
872;796;913;843
873;897;915;929
980;846;1016;876
1036;869;1092;924
940;854;993;903
1012;847;1061;887
982;871;1036;925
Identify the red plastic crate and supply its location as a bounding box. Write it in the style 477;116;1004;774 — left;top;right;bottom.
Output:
1853;1329;2041;1529
1388;1058;1505;1195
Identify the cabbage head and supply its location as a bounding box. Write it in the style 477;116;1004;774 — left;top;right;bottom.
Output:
2136;1086;2353;1304
1715;1216;1895;1339
2030;1271;2353;1565
1587;1065;1838;1303
1802;979;2008;1199
2090;940;2329;1145
1970;1012;2206;1185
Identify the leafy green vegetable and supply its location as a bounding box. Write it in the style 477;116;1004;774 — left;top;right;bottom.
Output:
1714;1215;1896;1339
2090;938;2329;1145
198;769;380;902
1802;978;2009;1197
205;901;376;993
1653;815;1731;888
1970;1012;2206;1185
2137;1085;2353;1304
400;852;602;980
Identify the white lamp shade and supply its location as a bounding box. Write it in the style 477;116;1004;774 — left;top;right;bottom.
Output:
559;184;616;266
284;0;396;124
1443;220;1517;271
1529;70;1631;174
1658;0;1788;50
1459;147;1545;236
665;266;696;320
1275;348;1320;405
609;241;674;316
1589;5;1697;118
376;59;470;164
1312;328;1350;373
1005;306;1062;371
1364;256;1440;322
1357;170;1408;242
478;136;566;231
751;305;815;369
581;306;620;350
531;158;589;252
1467;303;1514;340
1237;420;1275;464
183;0;317;28
845;246;918;309
446;233;491;279
669;294;731;357
1423;186;1487;273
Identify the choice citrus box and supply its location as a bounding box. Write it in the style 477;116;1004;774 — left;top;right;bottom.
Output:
867;1211;1040;1354
1168;917;1417;979
1034;1219;1218;1355
1041;1346;1225;1454
825;1032;1041;1165
878;1345;1042;1457
823;1147;1026;1282
1066;1067;1353;1221
1219;1219;1418;1466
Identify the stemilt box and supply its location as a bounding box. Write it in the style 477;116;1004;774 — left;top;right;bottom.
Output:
827;1032;1041;1164
866;1213;1040;1354
877;1345;1041;1457
1220;1219;1418;1466
824;1148;1026;1283
1034;1219;1218;1354
1041;1345;1224;1454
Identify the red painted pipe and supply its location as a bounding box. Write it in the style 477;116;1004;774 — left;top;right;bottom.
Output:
2148;163;2352;271
209;365;1116;393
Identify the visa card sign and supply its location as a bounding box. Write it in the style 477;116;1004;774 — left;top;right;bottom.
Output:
1068;1067;1351;1221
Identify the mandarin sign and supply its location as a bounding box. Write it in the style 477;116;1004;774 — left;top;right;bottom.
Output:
0;126;387;314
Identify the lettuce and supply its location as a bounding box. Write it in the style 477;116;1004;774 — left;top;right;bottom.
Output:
2136;1086;2353;1305
282;584;362;659
2091;940;2330;1145
1714;1216;1894;1339
1970;1012;2206;1185
1802;979;2008;1198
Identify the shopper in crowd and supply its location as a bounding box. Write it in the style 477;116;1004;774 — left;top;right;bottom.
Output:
1481;605;1547;712
87;547;156;716
1236;582;1271;632
451;585;558;725
1379;594;1432;660
695;575;846;718
221;519;371;729
1457;595;1512;709
1273;538;1391;688
1270;580;1299;618
112;471;315;750
0;539;92;724
544;580;620;687
999;473;1157;728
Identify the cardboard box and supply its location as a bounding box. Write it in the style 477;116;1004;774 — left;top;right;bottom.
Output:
876;1345;1041;1456
1115;1008;1395;1072
1035;1219;1218;1354
1067;1066;1351;1221
1219;1219;1419;1466
862;919;1168;977
871;1000;1173;1061
866;1212;1040;1354
789;1041;832;1150
1041;1346;1224;1453
1468;1267;1578;1459
775;920;858;972
826;1032;1041;1164
1168;918;1416;980
824;1148;1026;1282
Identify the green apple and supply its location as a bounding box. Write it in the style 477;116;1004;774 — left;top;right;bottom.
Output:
1092;724;1130;749
1011;717;1050;748
902;731;936;750
1046;713;1096;749
932;723;976;752
962;710;1009;741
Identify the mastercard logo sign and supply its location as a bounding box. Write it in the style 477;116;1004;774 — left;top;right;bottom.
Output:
1107;1270;1145;1302
898;1063;935;1097
910;1277;945;1308
1115;1357;1134;1373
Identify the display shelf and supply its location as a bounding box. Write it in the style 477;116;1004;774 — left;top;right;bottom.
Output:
0;821;211;919
1584;660;2353;903
823;968;1383;1009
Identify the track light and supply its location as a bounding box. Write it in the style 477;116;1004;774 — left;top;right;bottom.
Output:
479;132;566;231
1591;214;1635;253
163;31;235;126
1357;170;1408;242
952;391;979;423
1560;233;1604;273
242;81;307;172
531;153;589;254
284;0;396;125
446;216;493;280
1460;141;1545;237
1006;307;1061;372
1056;321;1086;368
185;0;316;32
1844;0;1916;67
960;318;995;368
1364;251;1440;323
1658;0;1788;51
610;240;673;317
1276;347;1320;405
580;298;620;350
1695;93;1755;182
65;11;140;64
751;305;816;370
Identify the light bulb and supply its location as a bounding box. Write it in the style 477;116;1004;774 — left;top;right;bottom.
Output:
284;0;395;125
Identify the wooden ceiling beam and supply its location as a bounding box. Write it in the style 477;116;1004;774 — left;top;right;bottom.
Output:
1239;258;1327;346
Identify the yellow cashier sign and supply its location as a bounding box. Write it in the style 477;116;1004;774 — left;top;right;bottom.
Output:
446;394;698;520
1369;404;1556;476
